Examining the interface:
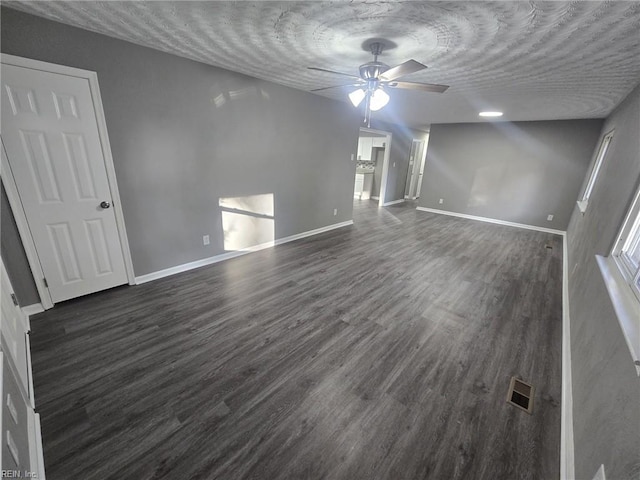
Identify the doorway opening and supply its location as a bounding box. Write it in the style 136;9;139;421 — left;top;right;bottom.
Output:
403;135;429;201
354;128;392;207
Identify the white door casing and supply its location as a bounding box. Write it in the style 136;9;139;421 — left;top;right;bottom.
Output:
1;56;134;304
1;258;47;477
406;140;424;199
0;260;30;396
415;133;429;199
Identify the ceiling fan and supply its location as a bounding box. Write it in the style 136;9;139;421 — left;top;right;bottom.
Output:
309;41;449;127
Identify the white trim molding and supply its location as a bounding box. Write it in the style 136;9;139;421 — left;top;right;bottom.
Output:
1;143;54;310
578;129;615;215
595;255;640;375
90;69;136;287
383;199;405;207
0;353;3;469
0;53;136;309
28;410;46;480
576;199;588;214
561;233;575;480
136;220;354;284
25;333;35;408
416;207;566;235
22;304;44;317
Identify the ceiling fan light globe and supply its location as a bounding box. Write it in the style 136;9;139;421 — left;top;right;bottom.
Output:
349;88;366;107
369;88;390;111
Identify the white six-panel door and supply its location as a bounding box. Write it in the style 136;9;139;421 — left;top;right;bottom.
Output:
1;64;128;303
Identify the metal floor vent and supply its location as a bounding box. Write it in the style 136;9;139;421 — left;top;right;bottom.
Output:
506;377;534;414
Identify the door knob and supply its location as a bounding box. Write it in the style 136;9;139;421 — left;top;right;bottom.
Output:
100;201;111;209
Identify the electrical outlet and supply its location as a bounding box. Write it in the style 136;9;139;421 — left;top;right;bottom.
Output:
333;208;338;216
547;214;554;221
351;153;355;161
393;162;396;167
203;235;210;246
439;198;444;204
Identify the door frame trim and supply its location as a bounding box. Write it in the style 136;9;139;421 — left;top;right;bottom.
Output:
1;141;53;309
404;139;424;200
0;54;136;309
415;132;430;199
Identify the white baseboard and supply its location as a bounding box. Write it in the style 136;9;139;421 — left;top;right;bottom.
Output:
22;303;44;317
28;410;45;480
561;234;575;480
371;196;380;200
135;251;249;284
382;199;405;206
135;220;354;284
25;333;35;408
416;207;566;235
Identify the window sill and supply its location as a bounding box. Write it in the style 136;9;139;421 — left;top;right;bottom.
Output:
576;200;588;214
595;255;640;376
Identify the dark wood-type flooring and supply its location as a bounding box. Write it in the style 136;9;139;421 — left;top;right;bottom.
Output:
29;200;562;480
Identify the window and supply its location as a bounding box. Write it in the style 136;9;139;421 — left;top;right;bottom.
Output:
597;183;640;375
577;130;614;213
613;185;640;302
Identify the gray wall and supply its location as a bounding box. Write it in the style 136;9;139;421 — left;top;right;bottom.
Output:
566;84;640;480
418;120;604;230
1;8;360;290
370;120;428;204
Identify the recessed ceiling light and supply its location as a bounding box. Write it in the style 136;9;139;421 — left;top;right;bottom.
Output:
479;111;503;117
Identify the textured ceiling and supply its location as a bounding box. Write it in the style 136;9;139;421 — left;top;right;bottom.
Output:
5;1;640;128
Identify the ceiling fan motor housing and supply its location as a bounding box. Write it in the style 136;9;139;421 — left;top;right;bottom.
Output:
359;62;390;80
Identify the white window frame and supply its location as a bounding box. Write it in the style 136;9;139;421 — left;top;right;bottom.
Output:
577;130;614;213
612;185;640;303
596;182;640;375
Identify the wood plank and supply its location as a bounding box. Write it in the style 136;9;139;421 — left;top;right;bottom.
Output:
29;200;562;480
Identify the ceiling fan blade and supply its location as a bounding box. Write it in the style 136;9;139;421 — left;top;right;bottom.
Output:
311;83;363;92
385;81;449;93
308;67;361;80
379;60;427;81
